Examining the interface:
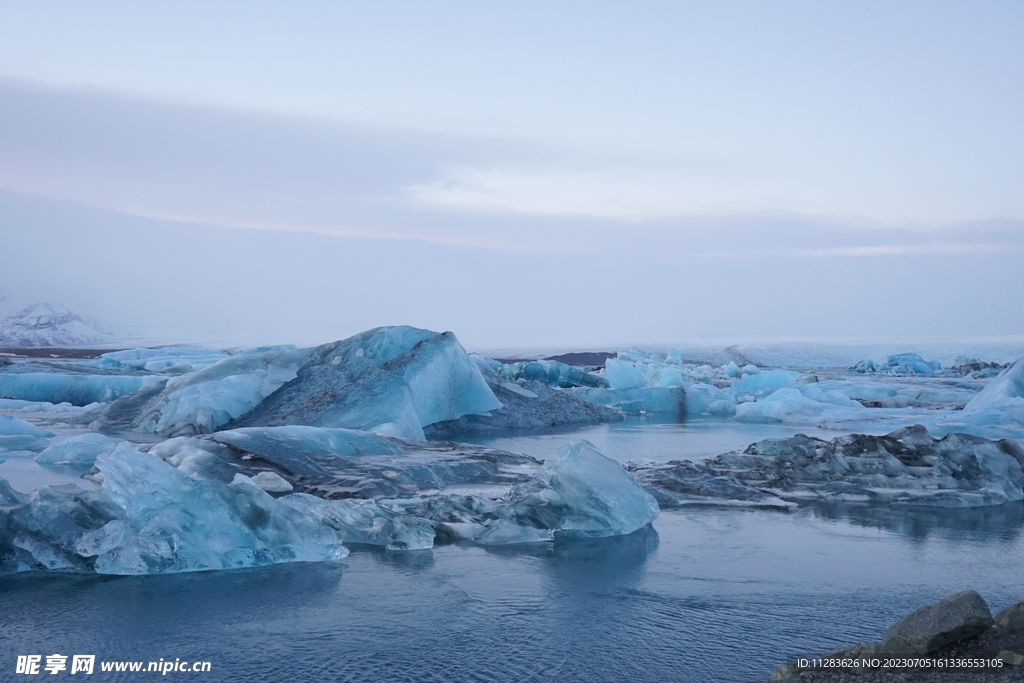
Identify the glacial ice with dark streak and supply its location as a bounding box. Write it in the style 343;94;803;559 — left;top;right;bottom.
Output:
1;446;348;575
0;434;662;571
425;356;623;436
232;327;501;440
630;425;1024;509
88;345;310;437
148;425;541;499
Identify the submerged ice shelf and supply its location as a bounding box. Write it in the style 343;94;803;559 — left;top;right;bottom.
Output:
3;325;1024;575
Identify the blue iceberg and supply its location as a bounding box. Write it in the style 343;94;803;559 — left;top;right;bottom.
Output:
235;327;501;440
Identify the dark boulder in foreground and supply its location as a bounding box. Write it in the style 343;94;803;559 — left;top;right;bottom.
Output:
882;590;994;655
768;590;1011;683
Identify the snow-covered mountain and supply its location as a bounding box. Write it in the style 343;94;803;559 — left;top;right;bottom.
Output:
0;303;113;348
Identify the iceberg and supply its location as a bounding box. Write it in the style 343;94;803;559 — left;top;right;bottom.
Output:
34;433;125;476
0;398;97;414
734;386;863;423
727;369;800;400
631;426;1024;509
425;359;622;436
951;357;1007;379
0;372;159;406
89;346;310;436
89;347;229;374
499;359;608;388
149;426;541;500
409;440;660;545
604;358;648;390
682;382;737;417
851;353;942;376
234;327;501;440
0;414;51;437
965;357;1024;411
2;435;660;569
0;414;52;453
569;386;686;418
279;494;435;550
886;353;941;375
1;447;348;575
498;440;659;541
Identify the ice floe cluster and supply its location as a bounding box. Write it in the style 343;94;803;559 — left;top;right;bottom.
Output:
2;325;1024;576
0;327;661;575
630;425;1024;509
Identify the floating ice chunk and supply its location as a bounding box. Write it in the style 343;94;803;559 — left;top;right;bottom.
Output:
725;361;743;378
741;364;760;376
683;383;736;417
249;471;293;493
734;386;864;423
653;368;685;388
628;460;795;510
796;384;863;408
0;398;97;413
0;414;51;438
425;371;622;436
236;327;501;440
90;347;229;374
202;425;405;460
280;494;434;550
886;353;941;375
151;425;540;499
90;346;310;436
500;360;607;388
934;403;1024;441
951;357;1007;379
634;426;1024;509
1;483;118;572
966;357;1024;410
35;434;124;476
0;478;27;506
604;359;647;390
851;359;882;374
734;388;828;423
492;440;660;542
10;447;350;575
6;446;347;574
0;373;159;406
570;387;686;418
0;415;51;453
728;369;800;399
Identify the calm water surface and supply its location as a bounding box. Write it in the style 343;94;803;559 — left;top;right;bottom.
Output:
3;503;1024;683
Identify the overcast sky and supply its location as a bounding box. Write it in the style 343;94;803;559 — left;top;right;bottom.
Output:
0;2;1021;349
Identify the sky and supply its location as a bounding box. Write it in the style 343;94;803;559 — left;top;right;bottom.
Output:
0;1;1021;349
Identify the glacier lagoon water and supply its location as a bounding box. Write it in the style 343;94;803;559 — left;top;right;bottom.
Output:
2;505;1023;682
4;340;1024;681
455;414;899;464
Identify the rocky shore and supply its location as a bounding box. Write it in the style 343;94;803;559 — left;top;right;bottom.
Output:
763;591;1024;682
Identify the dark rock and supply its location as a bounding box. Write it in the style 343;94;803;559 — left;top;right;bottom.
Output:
996;602;1024;634
881;590;993;655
